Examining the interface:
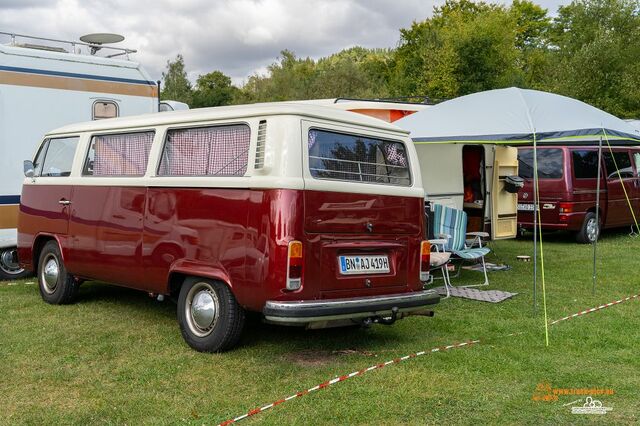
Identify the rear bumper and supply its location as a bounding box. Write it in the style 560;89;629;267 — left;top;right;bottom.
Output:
263;290;440;325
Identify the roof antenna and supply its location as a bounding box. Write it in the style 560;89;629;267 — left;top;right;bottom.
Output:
79;33;125;55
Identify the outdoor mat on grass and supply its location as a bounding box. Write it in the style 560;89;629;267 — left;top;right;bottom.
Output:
461;262;511;272
433;286;518;303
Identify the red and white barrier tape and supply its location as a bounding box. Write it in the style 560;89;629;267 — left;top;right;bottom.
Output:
548;293;639;326
219;292;639;425
218;338;481;425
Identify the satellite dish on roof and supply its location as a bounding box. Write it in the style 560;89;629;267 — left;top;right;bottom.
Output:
80;33;125;44
79;33;125;54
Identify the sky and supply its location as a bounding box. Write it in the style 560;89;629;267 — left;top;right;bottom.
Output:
0;0;572;85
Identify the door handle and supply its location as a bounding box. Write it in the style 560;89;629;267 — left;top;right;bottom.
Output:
58;199;71;206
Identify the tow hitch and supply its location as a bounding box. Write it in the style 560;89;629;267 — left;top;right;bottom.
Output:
362;307;435;326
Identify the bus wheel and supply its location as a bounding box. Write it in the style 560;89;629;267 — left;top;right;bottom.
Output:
37;241;79;304
576;212;599;244
177;277;245;352
0;246;29;280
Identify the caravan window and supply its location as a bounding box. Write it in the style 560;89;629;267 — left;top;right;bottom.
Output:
84;131;155;176
308;129;411;186
518;149;563;179
158;124;250;176
93;101;119;120
39;137;79;177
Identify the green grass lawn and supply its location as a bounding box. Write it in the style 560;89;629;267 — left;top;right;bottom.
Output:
1;229;639;425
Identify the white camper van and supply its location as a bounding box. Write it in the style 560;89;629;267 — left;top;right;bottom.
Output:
0;32;159;279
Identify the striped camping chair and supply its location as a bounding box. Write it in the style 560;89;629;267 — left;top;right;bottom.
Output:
431;203;490;287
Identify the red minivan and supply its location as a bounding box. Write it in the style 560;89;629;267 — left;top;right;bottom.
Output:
517;146;640;243
18;103;438;352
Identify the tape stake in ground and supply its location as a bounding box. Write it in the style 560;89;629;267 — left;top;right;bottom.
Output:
218;339;481;425
549;294;639;326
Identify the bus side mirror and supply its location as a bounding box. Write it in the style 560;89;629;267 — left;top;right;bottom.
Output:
24;160;35;178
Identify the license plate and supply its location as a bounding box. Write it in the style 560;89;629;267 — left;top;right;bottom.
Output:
338;255;390;275
518;203;535;212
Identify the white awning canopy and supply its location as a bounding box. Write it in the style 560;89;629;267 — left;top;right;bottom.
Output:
396;87;640;145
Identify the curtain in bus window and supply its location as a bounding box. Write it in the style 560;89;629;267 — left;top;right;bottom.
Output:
158;125;250;176
91;132;154;176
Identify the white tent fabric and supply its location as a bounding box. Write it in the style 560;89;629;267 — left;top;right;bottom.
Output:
396;87;640;144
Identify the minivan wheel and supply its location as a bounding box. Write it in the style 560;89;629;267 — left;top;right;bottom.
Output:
576;212;600;244
177;277;245;352
0;246;29;280
37;241;79;304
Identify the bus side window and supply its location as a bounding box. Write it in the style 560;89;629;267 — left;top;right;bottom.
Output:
83;131;155;176
33;139;50;177
634;152;640;176
40;137;79;177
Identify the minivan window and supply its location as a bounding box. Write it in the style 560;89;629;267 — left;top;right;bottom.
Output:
572;150;599;179
158;124;250;176
84;131;155;176
518;148;563;179
603;152;633;179
40;136;79;177
308;129;411;186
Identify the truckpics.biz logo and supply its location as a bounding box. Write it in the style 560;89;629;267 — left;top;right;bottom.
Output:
568;396;613;415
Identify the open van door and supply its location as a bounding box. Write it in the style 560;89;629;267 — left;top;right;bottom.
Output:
491;146;519;239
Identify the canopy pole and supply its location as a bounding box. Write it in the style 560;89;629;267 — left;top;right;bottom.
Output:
532;134;550;346
532;137;538;314
593;135;603;294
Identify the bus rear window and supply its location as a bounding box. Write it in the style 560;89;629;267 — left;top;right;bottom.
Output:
518;148;563;179
308;129;411;186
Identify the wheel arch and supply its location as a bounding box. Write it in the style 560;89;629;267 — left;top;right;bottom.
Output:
586;206;605;225
32;233;64;269
166;261;233;298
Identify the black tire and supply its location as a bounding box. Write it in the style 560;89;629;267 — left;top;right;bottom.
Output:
576;212;600;244
0;246;30;280
177;277;245;352
37;241;79;304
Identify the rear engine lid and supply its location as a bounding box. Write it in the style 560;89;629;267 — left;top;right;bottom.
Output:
304;190;422;235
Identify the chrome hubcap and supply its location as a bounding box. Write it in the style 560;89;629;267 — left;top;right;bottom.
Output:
586;218;599;242
0;248;23;275
41;254;60;294
186;282;219;337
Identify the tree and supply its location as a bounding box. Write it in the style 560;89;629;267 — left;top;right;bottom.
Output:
511;0;551;50
390;0;521;100
548;0;640;117
161;54;193;105
192;71;238;108
510;0;553;89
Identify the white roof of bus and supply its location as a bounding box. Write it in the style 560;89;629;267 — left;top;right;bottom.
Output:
293;98;429;112
48;102;409;136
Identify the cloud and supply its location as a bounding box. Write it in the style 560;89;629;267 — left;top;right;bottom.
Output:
0;0;572;85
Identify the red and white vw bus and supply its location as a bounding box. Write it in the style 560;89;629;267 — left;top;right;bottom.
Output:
18;103;438;352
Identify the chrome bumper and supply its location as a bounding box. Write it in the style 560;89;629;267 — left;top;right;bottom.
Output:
263;290;440;324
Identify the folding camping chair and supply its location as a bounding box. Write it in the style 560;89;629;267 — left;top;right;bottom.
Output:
427;242;453;298
430;203;491;288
